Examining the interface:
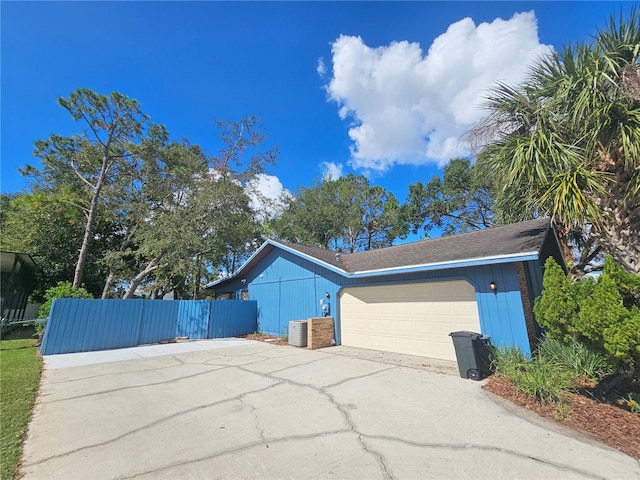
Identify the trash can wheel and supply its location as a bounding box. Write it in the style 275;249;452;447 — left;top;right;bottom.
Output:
467;369;481;381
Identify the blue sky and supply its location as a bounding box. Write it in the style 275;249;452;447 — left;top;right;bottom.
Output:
1;1;632;213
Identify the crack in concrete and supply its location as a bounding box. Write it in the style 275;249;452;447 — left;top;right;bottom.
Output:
245;356;329;375
201;347;314;367
122;430;355;479
23;380;283;468
238;398;265;443
29;346;634;480
204;355;272;367
361;434;612;480
169;354;186;365
323;366;397;389
40;366;228;403
234;363;620;480
44;345;306;386
210;347;277;358
319;386;393;480
234;363;396;479
45;361;201;385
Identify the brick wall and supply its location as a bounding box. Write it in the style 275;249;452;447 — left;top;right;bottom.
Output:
307;317;334;350
515;262;538;350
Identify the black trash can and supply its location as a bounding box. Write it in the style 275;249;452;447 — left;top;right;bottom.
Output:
449;331;492;381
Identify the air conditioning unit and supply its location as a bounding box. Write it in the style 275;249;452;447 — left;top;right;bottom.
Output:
288;320;308;347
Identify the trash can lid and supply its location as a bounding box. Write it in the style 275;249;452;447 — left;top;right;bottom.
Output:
449;331;482;338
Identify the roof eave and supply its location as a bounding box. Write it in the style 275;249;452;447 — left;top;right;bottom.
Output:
204;239;351;289
345;251;540;278
268;241;349;275
203;240;275;289
206;243;542;288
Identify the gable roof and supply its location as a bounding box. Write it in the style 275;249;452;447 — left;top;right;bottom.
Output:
206;218;556;287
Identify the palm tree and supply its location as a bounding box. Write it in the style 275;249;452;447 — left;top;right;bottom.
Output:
471;10;640;274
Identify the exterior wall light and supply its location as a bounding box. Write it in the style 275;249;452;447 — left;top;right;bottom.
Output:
490;281;497;293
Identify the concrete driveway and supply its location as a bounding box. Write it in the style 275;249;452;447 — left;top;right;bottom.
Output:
22;340;639;479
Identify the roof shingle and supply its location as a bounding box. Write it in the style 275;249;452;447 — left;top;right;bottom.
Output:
274;217;551;273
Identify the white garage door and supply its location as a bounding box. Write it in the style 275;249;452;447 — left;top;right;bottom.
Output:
339;281;481;361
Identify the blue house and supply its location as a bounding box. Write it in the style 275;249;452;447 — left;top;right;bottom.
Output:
206;218;564;361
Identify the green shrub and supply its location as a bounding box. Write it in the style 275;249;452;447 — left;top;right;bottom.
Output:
533;258;580;343
38;281;94;319
36;281;93;334
603;308;640;367
534;256;640;371
514;356;575;404
536;337;614;382
604;256;640;309
576;274;628;349
492;345;574;404
491;345;529;378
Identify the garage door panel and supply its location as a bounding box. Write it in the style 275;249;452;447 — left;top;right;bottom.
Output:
414;339;452;359
397;320;414;333
340;281;481;362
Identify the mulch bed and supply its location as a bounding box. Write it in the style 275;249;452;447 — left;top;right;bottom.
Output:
484;375;640;460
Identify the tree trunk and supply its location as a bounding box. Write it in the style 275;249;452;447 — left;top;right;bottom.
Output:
122;253;165;299
73;184;102;288
72;142;112;288
193;253;203;300
101;226;137;298
595;208;640;274
101;271;116;299
594;153;640;274
554;226;576;269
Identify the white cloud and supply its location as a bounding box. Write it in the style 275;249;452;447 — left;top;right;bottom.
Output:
325;11;552;170
320;161;344;180
317;57;327;76
245;174;292;223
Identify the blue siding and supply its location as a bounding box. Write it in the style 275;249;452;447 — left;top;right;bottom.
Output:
210;300;257;338
40;299;258;355
236;249;341;336
252;282;282;335
218;249;535;355
139;301;179;344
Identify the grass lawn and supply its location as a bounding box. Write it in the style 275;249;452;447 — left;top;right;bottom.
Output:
1;339;42;480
